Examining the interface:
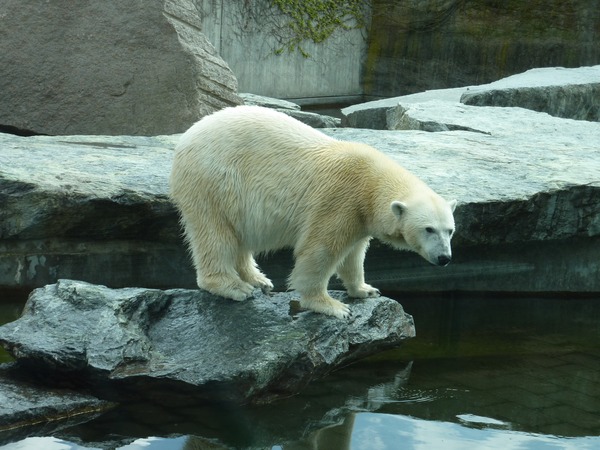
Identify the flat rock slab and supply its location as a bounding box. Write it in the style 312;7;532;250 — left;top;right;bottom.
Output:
0;280;415;405
1;109;600;293
372;100;600;136
460;65;600;121
343;65;600;126
0;133;179;241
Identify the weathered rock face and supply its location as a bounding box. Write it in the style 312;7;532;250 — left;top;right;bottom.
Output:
0;0;242;136
460;66;600;121
364;0;600;97
240;93;302;111
0;280;415;405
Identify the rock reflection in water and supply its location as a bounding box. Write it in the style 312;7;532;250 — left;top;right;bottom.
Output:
52;362;412;449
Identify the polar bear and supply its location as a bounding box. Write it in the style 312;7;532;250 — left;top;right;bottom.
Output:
170;105;457;319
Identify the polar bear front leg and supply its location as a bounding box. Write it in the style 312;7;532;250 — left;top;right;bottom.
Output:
336;238;380;299
290;246;350;319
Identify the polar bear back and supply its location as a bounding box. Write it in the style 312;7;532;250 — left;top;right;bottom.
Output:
170;106;417;253
178;105;334;155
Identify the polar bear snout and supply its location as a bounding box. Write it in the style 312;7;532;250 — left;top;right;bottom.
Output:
437;254;452;266
418;229;454;267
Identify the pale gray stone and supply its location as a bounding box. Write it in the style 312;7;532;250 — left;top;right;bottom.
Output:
343;66;600;128
460;66;600;121
281;109;341;128
240;93;301;110
240;93;340;127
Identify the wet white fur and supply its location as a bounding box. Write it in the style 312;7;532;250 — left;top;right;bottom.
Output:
170;106;457;319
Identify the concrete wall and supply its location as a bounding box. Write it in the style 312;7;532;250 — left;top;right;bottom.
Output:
195;1;600;103
196;0;367;103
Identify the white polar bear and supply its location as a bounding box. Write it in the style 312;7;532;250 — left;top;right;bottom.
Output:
170;105;457;319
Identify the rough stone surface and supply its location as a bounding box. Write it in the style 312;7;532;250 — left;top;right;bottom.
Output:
0;134;179;242
460;66;600;121
0;280;415;405
385;100;594;134
364;1;600;97
282;109;341;128
0;0;242;136
0;363;112;443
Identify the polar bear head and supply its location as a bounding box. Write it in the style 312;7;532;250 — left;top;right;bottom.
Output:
384;195;457;266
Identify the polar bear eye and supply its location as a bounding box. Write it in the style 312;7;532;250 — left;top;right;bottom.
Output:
425;227;435;233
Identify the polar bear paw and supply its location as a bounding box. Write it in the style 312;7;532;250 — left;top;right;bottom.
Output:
198;275;254;301
300;295;350;319
251;274;274;294
347;283;381;299
238;267;274;294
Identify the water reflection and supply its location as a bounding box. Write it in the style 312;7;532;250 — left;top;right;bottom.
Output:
5;412;599;450
350;413;600;450
1;295;599;449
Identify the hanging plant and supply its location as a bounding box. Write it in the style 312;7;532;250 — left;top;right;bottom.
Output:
270;0;369;57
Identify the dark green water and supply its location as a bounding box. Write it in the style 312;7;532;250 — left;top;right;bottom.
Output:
1;291;599;449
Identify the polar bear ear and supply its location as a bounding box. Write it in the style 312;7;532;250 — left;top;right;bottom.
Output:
391;201;407;219
448;199;458;212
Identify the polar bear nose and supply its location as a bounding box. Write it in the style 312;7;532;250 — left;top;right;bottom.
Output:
437;255;451;266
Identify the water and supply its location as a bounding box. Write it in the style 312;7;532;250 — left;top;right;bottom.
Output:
1;292;599;449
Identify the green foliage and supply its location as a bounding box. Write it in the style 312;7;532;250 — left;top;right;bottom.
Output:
270;0;368;57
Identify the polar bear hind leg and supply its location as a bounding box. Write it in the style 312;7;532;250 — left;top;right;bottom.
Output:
183;218;254;301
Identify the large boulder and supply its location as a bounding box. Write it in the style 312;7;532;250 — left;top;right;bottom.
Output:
0;0;242;136
0;280;415;405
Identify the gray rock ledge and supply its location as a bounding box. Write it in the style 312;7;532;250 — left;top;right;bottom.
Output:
0;280;415;405
1;113;599;294
461;66;600;121
343;65;600;128
240;92;341;128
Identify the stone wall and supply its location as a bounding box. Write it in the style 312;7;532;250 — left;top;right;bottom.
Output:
196;0;600;103
364;0;600;97
196;0;367;103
